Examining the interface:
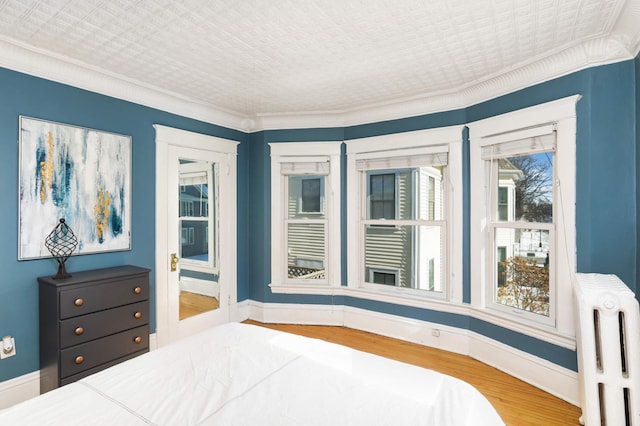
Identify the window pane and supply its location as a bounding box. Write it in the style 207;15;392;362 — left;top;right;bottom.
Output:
498;187;508;221
367;167;444;221
179;185;208;218
494;227;550;316
180;219;208;261
288;175;325;218
422;167;444;220
301;178;321;212
369;173;395;219
364;224;443;292
287;222;325;280
497;153;553;223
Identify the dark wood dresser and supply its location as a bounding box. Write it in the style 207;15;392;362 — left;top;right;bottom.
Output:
38;265;151;393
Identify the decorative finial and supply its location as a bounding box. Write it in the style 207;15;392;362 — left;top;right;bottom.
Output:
45;218;78;279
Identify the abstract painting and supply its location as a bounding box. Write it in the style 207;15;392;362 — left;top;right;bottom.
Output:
19;117;131;260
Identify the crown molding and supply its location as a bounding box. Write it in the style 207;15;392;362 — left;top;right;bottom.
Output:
0;37;252;132
256;34;635;130
611;0;640;57
0;33;636;134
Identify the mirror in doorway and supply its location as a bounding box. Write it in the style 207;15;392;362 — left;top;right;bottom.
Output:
178;159;220;320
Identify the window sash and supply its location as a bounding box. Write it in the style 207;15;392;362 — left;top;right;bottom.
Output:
362;222;446;293
488;223;555;325
285;219;328;283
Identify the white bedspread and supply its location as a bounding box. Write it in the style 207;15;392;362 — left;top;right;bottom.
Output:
1;323;504;425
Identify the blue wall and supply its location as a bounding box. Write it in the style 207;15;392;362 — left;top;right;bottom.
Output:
0;56;637;383
245;59;639;372
636;53;640;289
0;67;247;382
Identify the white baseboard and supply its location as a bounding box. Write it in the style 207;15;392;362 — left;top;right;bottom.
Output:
468;332;579;405
246;300;579;406
0;303;578;409
0;371;39;410
179;276;218;298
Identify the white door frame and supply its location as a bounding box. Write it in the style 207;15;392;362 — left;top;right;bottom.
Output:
154;125;239;347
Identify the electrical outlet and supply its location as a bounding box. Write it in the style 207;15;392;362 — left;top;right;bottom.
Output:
431;329;440;338
1;336;16;359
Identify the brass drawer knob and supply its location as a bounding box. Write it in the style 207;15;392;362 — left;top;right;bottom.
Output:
134;287;142;294
74;298;84;307
74;327;84;336
134;311;142;319
133;336;142;344
75;355;84;364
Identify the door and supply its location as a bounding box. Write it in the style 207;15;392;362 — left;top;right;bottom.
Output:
155;126;238;346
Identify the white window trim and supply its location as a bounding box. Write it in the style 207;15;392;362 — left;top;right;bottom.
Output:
269;142;342;291
346;126;464;303
468;95;579;340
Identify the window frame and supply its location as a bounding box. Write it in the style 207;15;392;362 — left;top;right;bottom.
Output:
346;126;463;303
468;95;579;338
269;142;342;290
178;161;219;274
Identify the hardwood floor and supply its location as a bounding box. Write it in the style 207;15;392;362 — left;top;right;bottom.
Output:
244;320;582;426
179;291;219;320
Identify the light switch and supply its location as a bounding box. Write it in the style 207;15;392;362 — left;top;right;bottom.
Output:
1;336;16;359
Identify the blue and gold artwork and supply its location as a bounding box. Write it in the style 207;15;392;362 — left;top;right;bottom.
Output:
19;117;131;259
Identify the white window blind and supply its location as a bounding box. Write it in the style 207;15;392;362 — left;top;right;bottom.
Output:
480;124;556;160
355;145;449;171
180;171;207;186
279;156;330;175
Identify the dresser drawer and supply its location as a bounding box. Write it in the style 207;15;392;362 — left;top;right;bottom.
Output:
59;275;148;319
60;325;149;378
60;350;147;386
59;301;149;348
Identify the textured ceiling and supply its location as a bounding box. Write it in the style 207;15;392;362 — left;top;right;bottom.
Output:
0;0;639;123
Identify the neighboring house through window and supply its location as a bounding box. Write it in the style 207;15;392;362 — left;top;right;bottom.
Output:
369;173;396;219
300;177;322;213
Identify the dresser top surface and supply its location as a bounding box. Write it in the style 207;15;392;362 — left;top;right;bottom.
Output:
38;265;150;287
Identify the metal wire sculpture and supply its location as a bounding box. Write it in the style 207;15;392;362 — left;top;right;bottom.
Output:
45;218;78;279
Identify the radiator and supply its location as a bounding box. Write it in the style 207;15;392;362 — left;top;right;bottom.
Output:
574;273;640;425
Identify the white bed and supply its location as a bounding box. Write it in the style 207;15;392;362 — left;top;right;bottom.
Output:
0;323;504;425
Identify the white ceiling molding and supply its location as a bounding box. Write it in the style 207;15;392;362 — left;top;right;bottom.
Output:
0;29;637;133
259;34;635;130
0;37;251;132
611;0;640;55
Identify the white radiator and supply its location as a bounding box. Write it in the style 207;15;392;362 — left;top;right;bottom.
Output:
574;273;640;425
